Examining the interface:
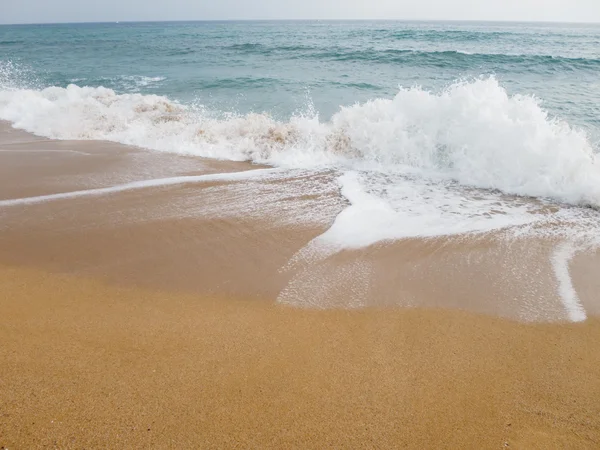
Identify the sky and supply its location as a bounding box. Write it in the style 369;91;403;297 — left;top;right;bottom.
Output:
1;0;600;24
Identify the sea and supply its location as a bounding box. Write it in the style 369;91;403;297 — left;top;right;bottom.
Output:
1;20;600;320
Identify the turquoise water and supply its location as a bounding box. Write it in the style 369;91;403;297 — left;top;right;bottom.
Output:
1;21;599;134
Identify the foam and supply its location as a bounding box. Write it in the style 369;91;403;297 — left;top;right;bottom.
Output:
330;171;542;245
0;149;92;155
278;170;600;322
283;170;545;269
551;242;587;322
0;168;276;208
1;77;599;208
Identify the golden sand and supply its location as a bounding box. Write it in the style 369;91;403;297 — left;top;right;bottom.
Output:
1;123;600;448
1;266;600;449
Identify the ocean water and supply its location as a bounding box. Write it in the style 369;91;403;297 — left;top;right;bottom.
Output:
2;20;600;320
2;21;600;316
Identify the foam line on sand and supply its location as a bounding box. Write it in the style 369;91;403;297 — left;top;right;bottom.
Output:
0;168;276;207
552;241;587;322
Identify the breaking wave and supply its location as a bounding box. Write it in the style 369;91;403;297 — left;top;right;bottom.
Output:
1;76;599;207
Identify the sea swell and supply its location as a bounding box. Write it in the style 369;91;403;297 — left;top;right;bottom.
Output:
289;49;600;71
213;41;600;70
214;40;600;71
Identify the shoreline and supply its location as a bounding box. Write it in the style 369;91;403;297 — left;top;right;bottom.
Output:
1;121;600;447
1;120;599;321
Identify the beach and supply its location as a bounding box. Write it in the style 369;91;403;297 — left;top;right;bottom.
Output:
1;122;600;448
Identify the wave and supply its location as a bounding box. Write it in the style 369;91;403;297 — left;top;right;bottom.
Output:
0;40;25;46
361;28;599;43
197;76;285;89
0;77;598;207
392;30;511;42
305;49;600;70
196;77;380;90
220;42;600;70
81;75;166;90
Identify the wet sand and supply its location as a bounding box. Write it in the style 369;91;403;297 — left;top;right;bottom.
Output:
1;122;600;448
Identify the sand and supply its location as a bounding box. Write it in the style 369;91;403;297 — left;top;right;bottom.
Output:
1;122;600;448
2;266;600;449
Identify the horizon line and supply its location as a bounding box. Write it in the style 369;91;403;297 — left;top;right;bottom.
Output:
2;18;600;26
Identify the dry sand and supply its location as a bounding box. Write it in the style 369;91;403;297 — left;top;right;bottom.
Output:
2;266;600;449
1;122;600;448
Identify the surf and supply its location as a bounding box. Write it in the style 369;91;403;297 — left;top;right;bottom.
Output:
0;76;598;208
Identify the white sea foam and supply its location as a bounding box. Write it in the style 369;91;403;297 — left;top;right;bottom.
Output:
1;77;599;208
277;170;600;321
551;242;587;322
325;171;544;246
0;168;276;207
67;75;166;91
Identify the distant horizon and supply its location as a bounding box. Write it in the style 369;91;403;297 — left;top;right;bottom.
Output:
2;18;600;26
4;0;598;25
